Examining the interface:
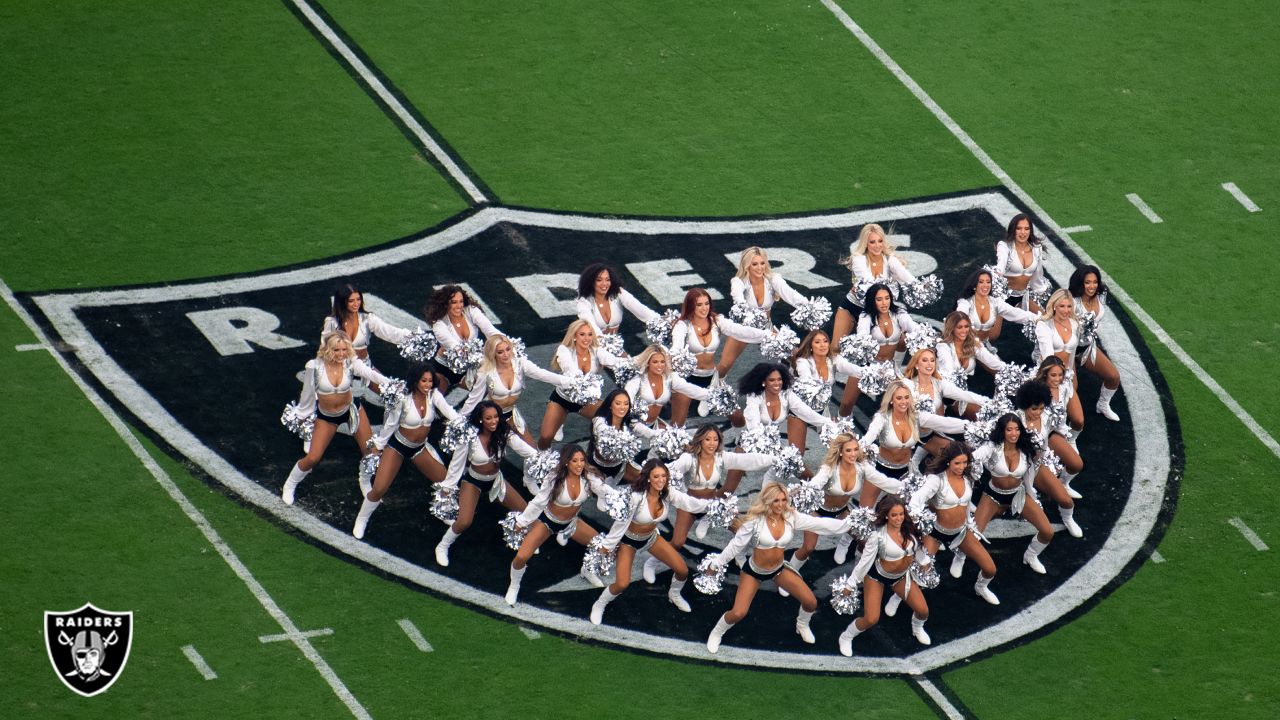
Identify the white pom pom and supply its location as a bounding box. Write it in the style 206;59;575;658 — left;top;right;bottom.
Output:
649;425;692;461
770;445;806;481
397;327;440;362
604;487;632;522
900;274;944;309
819;417;859;447
995;363;1034;399
729;302;770;330
983;265;1010;303
645;309;679;346
705;382;740;416
792;376;832;413
790;297;833;332
787;480;825;514
738;425;783;454
358;453;380;489
760;325;800;362
596;426;642;465
846;506;877;541
904;326;940;357
596;333;625;358
857;361;897;398
525;450;561;484
379;379;408;412
562;373;604;406
704;496;740;529
829;573;862;615
838;334;879;366
612;360;641;389
911;557;941;589
694;557;726;595
498;511;529;551
668;347;697;377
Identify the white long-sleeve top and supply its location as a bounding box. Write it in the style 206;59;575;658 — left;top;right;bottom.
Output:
623;372;710;411
856;309;919;346
374;389;458;450
955;296;1038;332
812;460;905;502
441;432;539;490
794;355;866;385
936;340;1006;380
1035;318;1080;369
902;375;986;436
741;391;830;431
600;487;712;550
670;316;770;377
576;288;658;336
729;274;807;313
516;471;612;527
909;472;974;515
709;511;850;567
296;358;389;414
322;311;411;352
846;254;916;305
665;450;774;491
863;411;965;452
971;441;1036;513
1017;408;1071;446
994;240;1049;293
430;306;500;351
460;358;568;416
851;525;930;582
551;343;624;380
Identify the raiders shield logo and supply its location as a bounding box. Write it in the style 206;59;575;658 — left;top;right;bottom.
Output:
45;603;134;697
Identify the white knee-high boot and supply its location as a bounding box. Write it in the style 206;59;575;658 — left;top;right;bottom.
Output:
282;463;311;505
911;614;931;645
1063;469;1082;499
1096;385;1120;421
707;615;735;654
975;572;1000;605
838;620;865;657
590;587;618;625
434;528;460;567
1060;505;1083;538
668;577;691;612
795;609;816;644
352;497;381;539
505;565;526;606
1023;537;1049;574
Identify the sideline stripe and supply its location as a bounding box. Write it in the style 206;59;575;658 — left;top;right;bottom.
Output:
520;626;541;640
0;277;373;720
260;628;335;643
1150;550;1166;564
821;0;1280;465
1061;225;1093;233
1221;182;1261;212
1125;193;1164;223
913;676;967;720
1228;517;1270;551
286;0;489;205
397;619;435;652
181;645;218;680
15;342;48;352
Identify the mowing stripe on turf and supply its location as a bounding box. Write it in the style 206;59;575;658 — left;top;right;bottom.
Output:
821;0;1280;465
0;277;373;720
1125;193;1164;223
181;645;218;681
286;0;490;205
397;619;435;652
1227;518;1269;551
1221;182;1261;212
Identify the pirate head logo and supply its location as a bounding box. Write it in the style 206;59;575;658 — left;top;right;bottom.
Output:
45;603;133;697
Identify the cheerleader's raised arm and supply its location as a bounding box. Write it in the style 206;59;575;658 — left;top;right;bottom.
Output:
424;284;501;391
575;263;658;339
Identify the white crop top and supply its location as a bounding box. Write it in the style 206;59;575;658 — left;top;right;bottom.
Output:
321;311;410;352
461;358;566;415
741;391;831;431
430;305;500;351
729;273;806;312
856;309;918;345
600;487;711;550
296;358;388;413
936;340;1006;379
1035;318;1080;367
576;288;658;335
710;511;850;566
910;472;974;512
374;388;458;449
852;525;929;582
955;296;1038;332
846;254;915;304
665;450;773;490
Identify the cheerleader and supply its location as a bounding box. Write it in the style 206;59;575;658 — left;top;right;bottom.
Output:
575;262;658;340
1014;381;1083;536
718;246;808;377
588;389;657;483
994;213;1050;313
729;363;832;486
909;441;1001;604
504;445;611;605
937;311;1006;388
1037;355;1083;433
425;285;501;392
861;381;966;481
621;345;711;425
703;483;853;653
791;329;867;424
836;494;933;655
969;414;1058;573
901;348;989;450
856;283;920;366
352;362;456;539
461;334;570;445
954;268;1037;344
282;332;389;505
538;319;625;449
588;459;714;625
322;282;410;399
667;288;770;425
1068;265;1123;421
433;401;537;567
1034;289;1083;374
831;223;918;348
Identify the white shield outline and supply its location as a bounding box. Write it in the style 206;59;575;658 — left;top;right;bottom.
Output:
44;602;134;697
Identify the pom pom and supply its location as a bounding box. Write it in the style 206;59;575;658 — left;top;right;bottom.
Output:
438;417;478;454
397;327;440;363
694;557;726;595
612;360;641;390
760;324;800;362
596;425;642;465
668;473;688;493
1038;444;1064;478
704;496;740;529
1030;286;1053;311
846;505;877;541
738;425;783;454
974;394;1014;426
430;485;459;523
1045;401;1068;433
944;367;970;393
1022;317;1041;345
603;487;633;522
911;557;941;590
792;376;832;413
770;444;806;481
852;279;878;306
900;274;944;309
596;333;625;358
790;297;833;332
358;453;380;489
440;337;484;374
498;511;529;551
915;394;936;415
505;336;528;360
983;265;1010;303
645;309;679;347
820;417;859;447
729;301;771;331
280;402;316;441
995;363;1034;399
908;505;937;535
668;347;698;378
964;419;994;448
829;574;862;615
378;378;408;412
581;535;616;579
562;373;604;406
857;361;897;398
787;480;825;515
648;425;692;461
1078;311;1099;350
904;326;940;357
838;333;879;367
898;468;928;505
704;381;740;416
525;449;561;484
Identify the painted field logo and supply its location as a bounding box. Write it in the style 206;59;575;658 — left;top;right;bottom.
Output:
24;190;1178;674
45;603;134;697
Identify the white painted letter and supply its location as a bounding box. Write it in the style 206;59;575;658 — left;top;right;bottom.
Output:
626;259;721;306
187;307;306;356
505;273;580;319
886;234;938;277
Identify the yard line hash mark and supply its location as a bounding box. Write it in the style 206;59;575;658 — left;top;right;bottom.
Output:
1150;550;1166;564
397;619;435;652
520;627;541;640
1061;225;1093;233
182;645;218;680
260;628;335;644
1125;193;1164;223
1228;517;1269;551
15;343;48;352
1222;182;1261;212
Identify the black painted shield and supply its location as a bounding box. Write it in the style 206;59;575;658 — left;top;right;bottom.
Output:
45;603;134;697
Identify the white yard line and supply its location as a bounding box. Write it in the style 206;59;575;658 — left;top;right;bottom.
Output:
1061;225;1093;233
397;619;435;652
0;277;372;720
1221;182;1261;212
821;0;1280;464
181;645;218;680
15;342;49;352
1125;193;1164;223
288;0;489;204
259;628;335;644
1228;517;1270;551
913;677;966;720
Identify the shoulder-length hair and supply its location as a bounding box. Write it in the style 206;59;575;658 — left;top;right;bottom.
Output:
902;347;938;381
941;310;978;365
990;413;1039;460
686;425;723;456
737;362;793;396
839;223;893;268
1034;355;1067;385
862;283;900;324
632;344;671;379
477;334;515;376
1002;213;1042;247
550;319;596;372
1067;265;1108;299
873;494;921;544
577;263;623;300
677;287;719;325
957;268;992;301
925;440;974;475
791;329;830;371
742;482;788;523
424;284;476;323
468;400;510;459
546;444;587;499
330;282;364;326
401;361;439;392
877;380;920;445
628;458;671;501
1037;288;1076;323
820;433;865;469
734;247;774;280
317;331;351;362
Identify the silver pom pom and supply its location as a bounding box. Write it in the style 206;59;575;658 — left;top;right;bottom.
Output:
1023;317;1041;345
703;496;740;530
900;274;943;309
770;445;806;481
581;535;616;579
612;360;641;390
730;301;770;331
829;574;862;615
358;453;380;489
603;487;633;522
705;381;740;416
838;333;879;366
852;279;878;306
498;511;530;551
1039;446;1064;478
668;472;688;493
945;367;970;393
787;480;825;514
1030;286;1053;310
645;309;679;347
562;373;604;406
668;347;697;378
379;378;408;412
1045;401;1068;433
440;337;484;374
792;376;832;413
525;449;561;484
649;425;692;461
507;336;528;360
908;505;937;535
820;417;859;447
280;402;316;441
964;419;993;448
857;361;897;398
738;425;783;454
694;557;726;595
846;505;877;541
904;326;940;357
911;557;941;590
438;417;478;454
1078;311;1099;350
790;297;833;331
995;363;1034;399
975;394;1014;426
397;327;440;362
760;324;800;362
915;394;936;415
430;485;459;523
898;468;928;505
596;333;625;358
596;425;642;464
983;265;1010;303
